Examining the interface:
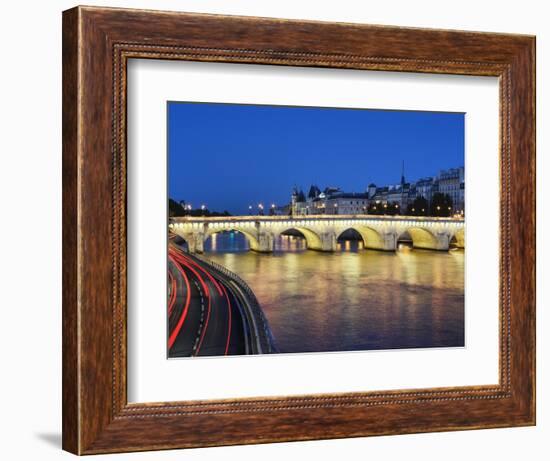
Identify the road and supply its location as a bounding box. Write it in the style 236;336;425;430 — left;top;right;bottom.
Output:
168;243;275;358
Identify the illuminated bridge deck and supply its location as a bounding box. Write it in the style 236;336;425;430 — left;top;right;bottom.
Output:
170;214;465;253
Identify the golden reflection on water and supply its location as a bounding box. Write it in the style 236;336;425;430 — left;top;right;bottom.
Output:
204;233;464;353
209;232;217;251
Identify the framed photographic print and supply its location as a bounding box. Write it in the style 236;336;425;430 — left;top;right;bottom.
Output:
62;6;535;454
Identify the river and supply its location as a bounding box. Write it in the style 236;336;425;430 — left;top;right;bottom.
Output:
200;231;464;354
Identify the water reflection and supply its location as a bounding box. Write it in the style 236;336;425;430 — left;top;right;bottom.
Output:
202;232;464;353
275;234;307;252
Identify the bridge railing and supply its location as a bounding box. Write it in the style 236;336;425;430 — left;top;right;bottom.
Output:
170;214;465;224
193;254;277;353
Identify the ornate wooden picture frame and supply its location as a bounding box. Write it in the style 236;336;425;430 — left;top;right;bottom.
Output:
62;5;535;454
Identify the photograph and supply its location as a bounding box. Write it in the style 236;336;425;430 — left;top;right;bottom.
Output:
167;102;466;358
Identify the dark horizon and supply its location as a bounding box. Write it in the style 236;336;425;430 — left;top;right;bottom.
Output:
168;101;464;215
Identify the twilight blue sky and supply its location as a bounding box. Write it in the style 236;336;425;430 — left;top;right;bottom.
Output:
168;102;464;215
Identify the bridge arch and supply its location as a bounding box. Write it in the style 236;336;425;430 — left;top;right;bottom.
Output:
169;233;189;251
336;226;387;251
399;227;446;251
278;227;324;251
205;228;261;252
170;227;205;253
450;228;465;248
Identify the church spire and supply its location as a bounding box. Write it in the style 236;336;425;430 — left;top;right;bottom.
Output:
400;160;405;185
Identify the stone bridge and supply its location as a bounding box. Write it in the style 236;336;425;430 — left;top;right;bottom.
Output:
169;215;465;253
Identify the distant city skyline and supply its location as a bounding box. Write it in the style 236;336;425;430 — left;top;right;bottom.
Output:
168;102;464;215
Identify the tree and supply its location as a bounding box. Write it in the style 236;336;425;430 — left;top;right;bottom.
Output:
168;199;232;217
385;201;401;216
430;193;453;217
168;198;186;217
367;202;384;215
407;196;429;216
367;201;400;215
